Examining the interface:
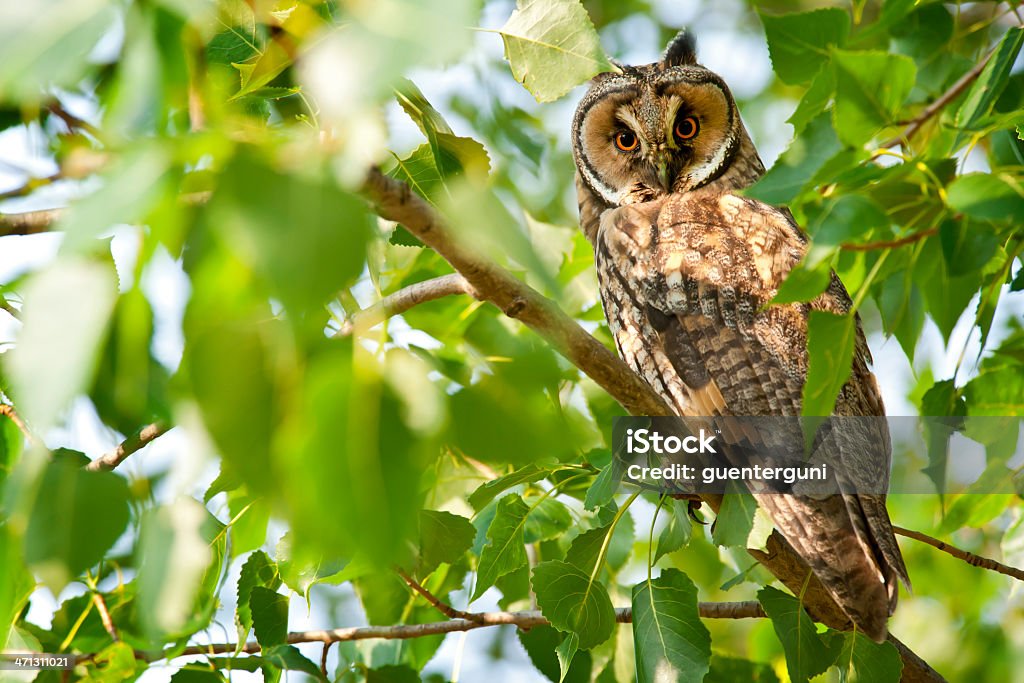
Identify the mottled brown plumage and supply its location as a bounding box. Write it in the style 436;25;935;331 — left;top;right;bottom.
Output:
572;31;909;642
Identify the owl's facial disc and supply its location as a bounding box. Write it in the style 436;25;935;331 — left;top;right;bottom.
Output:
572;65;740;205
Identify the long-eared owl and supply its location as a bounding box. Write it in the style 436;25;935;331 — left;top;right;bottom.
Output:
571;31;910;642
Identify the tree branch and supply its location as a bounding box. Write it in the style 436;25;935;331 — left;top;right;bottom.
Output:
881;45;997;149
337;273;476;337
894;525;1024;582
86;421;171;471
149;602;765;660
841;228;939;252
395;567;484;623
360;168;673;418
0;208;63;237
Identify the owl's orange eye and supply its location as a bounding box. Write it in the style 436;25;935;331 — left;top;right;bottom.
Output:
674;116;699;141
614;131;639;151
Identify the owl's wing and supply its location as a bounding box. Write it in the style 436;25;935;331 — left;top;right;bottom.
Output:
594;193;908;642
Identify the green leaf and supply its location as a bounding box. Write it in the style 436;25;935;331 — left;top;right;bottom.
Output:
468;464;550;512
632;569;711;683
584;462;621;511
556;633;580;683
92;641;139;681
5;258;118;430
472;494;530;601
946;173;1024;222
654;499;692;563
236;550;281;647
498;0;617;103
758;586;841;682
263;644;327;682
833;631;902;682
533;560;615;649
772;260;832;305
760;8;850;85
745;113;841;205
706;655;780;682
802;311;856;417
0;0;115;102
0;527;33;649
788;66;835;136
418;510;476;574
23;459;130;592
204;147;372;322
565;524;612;576
955;28;1024;141
170;669;227;683
365;664;422;683
518;625;593;683
711;490;758;548
137;499;224;640
250;587;289;647
524;497;572;543
831;50;916;146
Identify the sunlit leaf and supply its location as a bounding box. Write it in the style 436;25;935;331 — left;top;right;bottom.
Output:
802;311;856;417
632;569;711;683
831;50;916;146
497;0;617;103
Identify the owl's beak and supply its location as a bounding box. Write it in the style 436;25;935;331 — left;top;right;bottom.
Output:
656;156;673;192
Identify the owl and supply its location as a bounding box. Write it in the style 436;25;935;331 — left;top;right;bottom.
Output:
571;31;910;642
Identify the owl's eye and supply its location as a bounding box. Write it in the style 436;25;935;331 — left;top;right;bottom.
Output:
614;130;639;152
674;116;699;141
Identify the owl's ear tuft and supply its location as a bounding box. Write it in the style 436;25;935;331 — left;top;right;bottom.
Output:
661;30;697;67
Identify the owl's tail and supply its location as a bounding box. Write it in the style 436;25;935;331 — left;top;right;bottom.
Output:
755;492;908;643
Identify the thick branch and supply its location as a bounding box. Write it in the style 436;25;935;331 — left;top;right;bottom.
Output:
882;46;997;149
337;273;475;337
361;168;672;418
894;525;1024;582
86;421;171;471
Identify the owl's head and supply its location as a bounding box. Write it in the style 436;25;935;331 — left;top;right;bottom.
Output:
571;31;751;206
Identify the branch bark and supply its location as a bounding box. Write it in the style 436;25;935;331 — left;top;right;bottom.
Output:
894;525;1024;582
150;602;765;660
0;208;63;237
337;273;476;337
86;421;171;471
361;168;673;418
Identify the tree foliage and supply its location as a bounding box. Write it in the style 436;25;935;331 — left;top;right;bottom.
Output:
0;0;1023;681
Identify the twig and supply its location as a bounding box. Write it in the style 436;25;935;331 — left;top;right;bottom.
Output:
894;525;1024;582
86;421;171;471
337;274;476;337
319;642;331;677
47;102;103;139
841;228;939;252
361;168;672;418
90;591;120;643
0;297;21;321
881;45;997;149
396;567;484;623
0;173;62;201
0;192;209;238
0;208;63;237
